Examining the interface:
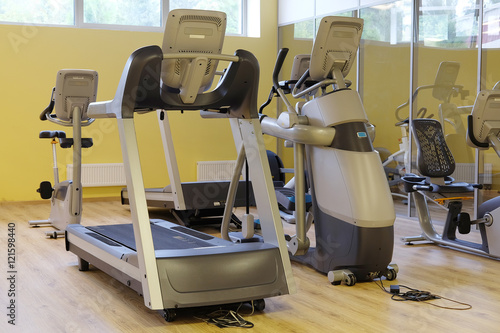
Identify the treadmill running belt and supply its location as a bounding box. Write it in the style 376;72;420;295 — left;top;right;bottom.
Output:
87;223;214;251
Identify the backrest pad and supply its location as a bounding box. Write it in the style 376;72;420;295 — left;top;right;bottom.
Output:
412;118;455;177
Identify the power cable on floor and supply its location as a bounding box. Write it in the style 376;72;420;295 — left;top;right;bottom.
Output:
375;278;472;310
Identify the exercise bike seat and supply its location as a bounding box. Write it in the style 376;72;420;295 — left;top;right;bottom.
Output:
39;130;66;139
59;137;94;149
402;118;479;193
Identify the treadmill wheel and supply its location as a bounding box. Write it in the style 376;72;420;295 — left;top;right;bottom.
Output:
253;299;265;311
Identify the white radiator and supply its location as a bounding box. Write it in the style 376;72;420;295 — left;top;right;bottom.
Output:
197;160;237;181
66;163;126;187
451;163;492;184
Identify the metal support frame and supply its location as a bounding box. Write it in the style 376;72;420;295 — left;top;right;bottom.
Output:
117;117;163;310
157;110;185;211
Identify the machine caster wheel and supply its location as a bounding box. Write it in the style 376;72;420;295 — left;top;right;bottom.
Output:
163;309;177;322
345;273;357;286
253;299;265;311
385;268;397;281
328;270;356;286
327;270;344;285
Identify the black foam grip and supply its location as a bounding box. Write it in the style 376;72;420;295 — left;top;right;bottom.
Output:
272;48;289;90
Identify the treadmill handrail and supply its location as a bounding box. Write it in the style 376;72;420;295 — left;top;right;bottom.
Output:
88;46;260;120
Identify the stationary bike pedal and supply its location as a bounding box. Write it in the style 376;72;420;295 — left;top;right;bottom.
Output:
457;213;471;234
37;181;54;199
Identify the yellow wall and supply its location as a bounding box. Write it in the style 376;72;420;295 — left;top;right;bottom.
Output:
4;3;500;202
0;1;278;201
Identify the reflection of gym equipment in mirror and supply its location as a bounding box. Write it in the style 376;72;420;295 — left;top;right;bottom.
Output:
379;107;432;197
379;61;473;195
64;9;295;322
260;16;398;286
29;70;98;238
401;89;500;259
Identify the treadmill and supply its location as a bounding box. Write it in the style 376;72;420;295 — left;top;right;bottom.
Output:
120;181;256;227
64;9;295;321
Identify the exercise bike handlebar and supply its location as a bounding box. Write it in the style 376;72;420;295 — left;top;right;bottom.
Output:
395;83;467;122
40;88;56;121
40;86;95;127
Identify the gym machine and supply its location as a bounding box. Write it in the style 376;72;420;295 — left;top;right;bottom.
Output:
64;9;295;321
29;70;98;238
401;89;500;259
259;16;398;286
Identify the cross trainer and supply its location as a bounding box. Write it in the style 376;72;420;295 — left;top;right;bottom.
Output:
259;16;398;286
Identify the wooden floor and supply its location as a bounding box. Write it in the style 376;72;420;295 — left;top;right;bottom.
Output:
1;198;500;332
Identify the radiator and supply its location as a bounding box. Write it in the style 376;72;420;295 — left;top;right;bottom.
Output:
66;163;126;187
451;163;492;184
197;160;237;181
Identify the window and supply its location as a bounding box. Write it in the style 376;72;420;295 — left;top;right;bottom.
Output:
0;0;74;25
294;20;314;39
83;0;162;28
0;0;253;36
418;0;480;48
360;1;411;44
480;0;500;48
293;12;354;40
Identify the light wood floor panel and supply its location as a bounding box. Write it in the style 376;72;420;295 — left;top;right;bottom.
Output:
1;199;499;332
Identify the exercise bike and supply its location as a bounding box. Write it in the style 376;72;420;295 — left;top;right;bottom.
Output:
29;69;98;238
259;16;398;286
400;88;500;258
379;61;471;194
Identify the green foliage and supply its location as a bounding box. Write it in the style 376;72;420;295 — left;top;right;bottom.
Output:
84;0;162;26
294;20;313;39
0;0;243;34
0;0;74;25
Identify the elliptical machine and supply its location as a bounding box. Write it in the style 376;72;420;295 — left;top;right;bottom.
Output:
29;69;98;238
260;17;398;285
